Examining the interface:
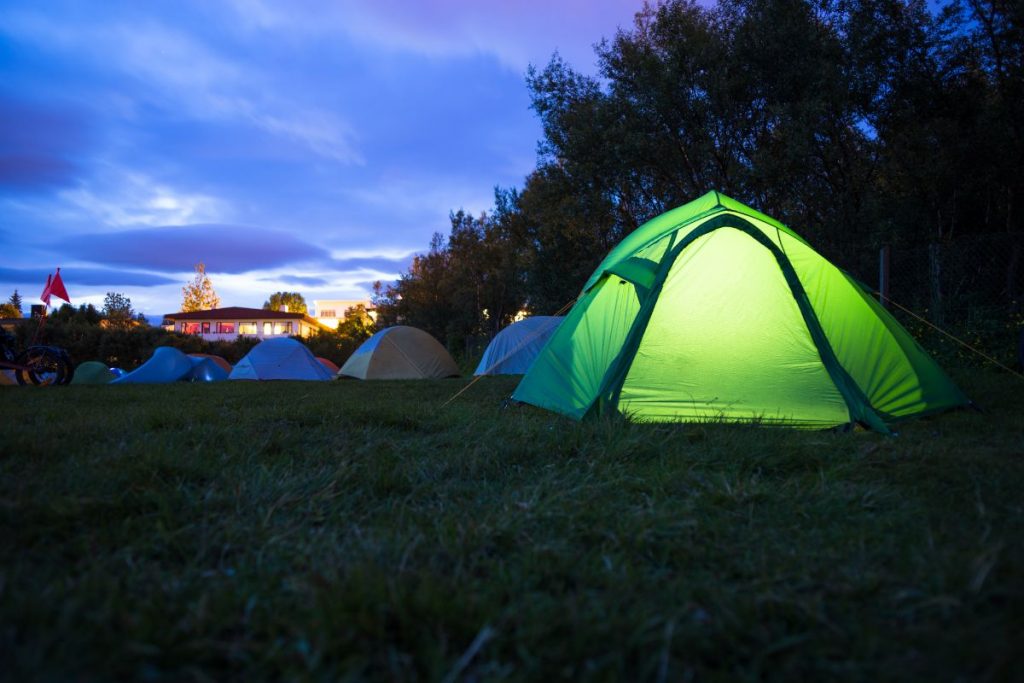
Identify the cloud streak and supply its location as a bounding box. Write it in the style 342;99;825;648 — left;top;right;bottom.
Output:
330;255;414;273
223;0;633;72
0;266;178;288
0;97;91;191
61;224;329;273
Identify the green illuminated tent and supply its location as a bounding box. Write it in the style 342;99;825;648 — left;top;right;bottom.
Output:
513;191;969;433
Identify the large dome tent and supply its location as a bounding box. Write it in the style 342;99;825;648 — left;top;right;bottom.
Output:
512;191;969;433
339;326;459;380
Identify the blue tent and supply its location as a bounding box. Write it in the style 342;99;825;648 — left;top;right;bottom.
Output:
229;338;332;381
474;316;563;375
112;347;229;384
112;347;194;384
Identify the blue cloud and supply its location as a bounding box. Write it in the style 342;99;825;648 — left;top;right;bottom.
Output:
330;255;413;273
0;266;178;287
61;224;329;273
259;274;331;287
0;96;91;191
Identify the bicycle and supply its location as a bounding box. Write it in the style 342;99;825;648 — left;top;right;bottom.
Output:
0;328;74;386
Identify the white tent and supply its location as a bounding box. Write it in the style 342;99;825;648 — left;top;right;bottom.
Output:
229;338;333;381
474;316;563;375
339;326;459;379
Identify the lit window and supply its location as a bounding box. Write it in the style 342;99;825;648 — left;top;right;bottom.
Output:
273;321;293;335
201;322;211;334
238;322;257;335
183;322;201;335
217;322;235;334
263;322;272;335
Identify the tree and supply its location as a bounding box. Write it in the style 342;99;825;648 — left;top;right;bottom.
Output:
263;291;307;314
50;303;102;325
371;207;528;346
181;262;220;312
102;292;136;330
0;303;19;319
8;289;23;315
337;304;374;341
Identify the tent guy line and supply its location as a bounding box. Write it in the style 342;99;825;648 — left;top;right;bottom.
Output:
440;296;578;408
873;290;1024;383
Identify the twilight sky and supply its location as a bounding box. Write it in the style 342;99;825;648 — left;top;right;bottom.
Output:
1;0;642;318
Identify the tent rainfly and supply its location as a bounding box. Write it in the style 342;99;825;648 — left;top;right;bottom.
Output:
339;326;459;379
474;316;563;375
512;191;970;433
71;361;117;385
188;353;232;374
229;338;333;381
112;347;195;384
111;347;230;384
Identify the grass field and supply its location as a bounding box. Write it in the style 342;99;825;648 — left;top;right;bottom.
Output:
2;370;1023;681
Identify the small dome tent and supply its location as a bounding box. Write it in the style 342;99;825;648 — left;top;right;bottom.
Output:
513;191;969;433
111;347;230;384
188;356;230;382
339;326;459;379
188;354;232;374
316;357;340;374
474;316;563;375
71;361;117;385
229;338;333;381
112;347;194;384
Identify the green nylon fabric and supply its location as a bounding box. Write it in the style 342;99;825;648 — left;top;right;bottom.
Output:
618;228;850;426
512;191;969;430
514;274;642;420
767;223;969;419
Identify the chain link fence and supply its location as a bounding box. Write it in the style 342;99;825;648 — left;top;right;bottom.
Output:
839;233;1023;368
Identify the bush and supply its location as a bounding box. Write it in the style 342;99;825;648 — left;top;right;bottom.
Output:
15;316;272;370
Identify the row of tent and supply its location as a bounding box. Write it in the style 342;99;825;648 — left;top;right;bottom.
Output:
58;192;971;433
66;319;562;385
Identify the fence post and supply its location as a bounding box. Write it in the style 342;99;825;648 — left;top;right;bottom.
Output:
879;244;890;308
929;243;943;325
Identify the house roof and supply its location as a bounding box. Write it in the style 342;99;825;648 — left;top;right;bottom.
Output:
163;306;331;331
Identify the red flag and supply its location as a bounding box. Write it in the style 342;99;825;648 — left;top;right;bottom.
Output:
40;269;70;306
49;268;70;304
40;273;53;305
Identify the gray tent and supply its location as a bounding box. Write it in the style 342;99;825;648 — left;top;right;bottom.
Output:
339;326;459;379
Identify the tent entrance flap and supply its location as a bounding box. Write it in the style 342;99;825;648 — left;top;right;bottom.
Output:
511;274;643;419
618;228;851;426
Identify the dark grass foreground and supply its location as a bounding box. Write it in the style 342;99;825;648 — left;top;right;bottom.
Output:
1;371;1022;681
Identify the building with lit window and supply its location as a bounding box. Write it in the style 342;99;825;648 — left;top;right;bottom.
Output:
162;306;332;341
311;299;375;329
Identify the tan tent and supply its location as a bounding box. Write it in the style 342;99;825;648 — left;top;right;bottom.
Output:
339;326;460;379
